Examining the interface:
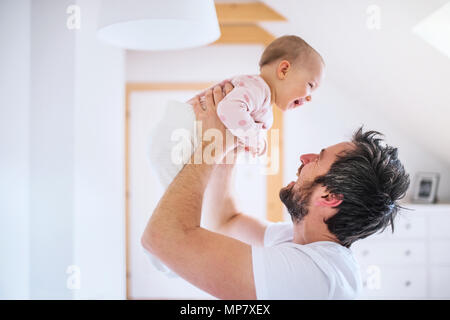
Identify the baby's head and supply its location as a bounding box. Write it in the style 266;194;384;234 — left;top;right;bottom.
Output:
259;35;325;111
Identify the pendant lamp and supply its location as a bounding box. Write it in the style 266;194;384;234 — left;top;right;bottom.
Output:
97;0;221;51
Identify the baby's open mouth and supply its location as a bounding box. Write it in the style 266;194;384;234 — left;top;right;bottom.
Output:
287;99;305;109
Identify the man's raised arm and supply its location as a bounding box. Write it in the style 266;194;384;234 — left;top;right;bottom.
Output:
140;84;258;299
202;159;268;246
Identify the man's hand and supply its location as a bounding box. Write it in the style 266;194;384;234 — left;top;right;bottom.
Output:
189;82;239;159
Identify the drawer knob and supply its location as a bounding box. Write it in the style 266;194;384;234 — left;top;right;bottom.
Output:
405;223;411;230
405;280;411;287
404;250;411;256
362;250;369;256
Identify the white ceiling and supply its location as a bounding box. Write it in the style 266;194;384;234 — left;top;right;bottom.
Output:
257;0;450;165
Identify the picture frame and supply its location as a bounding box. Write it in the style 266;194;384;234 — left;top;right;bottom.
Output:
412;172;440;204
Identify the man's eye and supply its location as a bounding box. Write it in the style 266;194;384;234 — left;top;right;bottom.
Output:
309;83;314;89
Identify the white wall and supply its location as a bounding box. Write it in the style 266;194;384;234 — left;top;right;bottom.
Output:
262;0;450;168
0;0;125;299
29;0;76;299
73;0;125;299
126;44;264;83
0;0;31;299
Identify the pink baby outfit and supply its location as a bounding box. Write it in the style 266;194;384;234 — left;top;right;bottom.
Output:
215;75;273;155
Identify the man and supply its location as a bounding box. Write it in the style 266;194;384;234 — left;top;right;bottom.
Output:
141;83;410;299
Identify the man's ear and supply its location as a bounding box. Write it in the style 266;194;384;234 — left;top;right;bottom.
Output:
315;193;344;208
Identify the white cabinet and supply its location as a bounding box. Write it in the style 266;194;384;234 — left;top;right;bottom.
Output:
429;213;450;239
384;213;427;239
352;203;450;299
353;240;426;265
430;267;450;299
430;241;450;264
358;266;427;299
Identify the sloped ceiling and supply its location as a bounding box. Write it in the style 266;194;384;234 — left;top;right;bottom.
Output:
257;0;450;166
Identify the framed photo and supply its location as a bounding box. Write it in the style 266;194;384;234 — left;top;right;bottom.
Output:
412;172;440;203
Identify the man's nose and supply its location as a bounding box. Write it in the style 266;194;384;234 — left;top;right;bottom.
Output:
300;153;318;164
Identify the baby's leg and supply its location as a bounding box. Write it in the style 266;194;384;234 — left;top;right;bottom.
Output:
148;100;198;189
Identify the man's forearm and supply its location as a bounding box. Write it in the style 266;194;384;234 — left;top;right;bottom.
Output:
202;162;240;231
142;145;217;250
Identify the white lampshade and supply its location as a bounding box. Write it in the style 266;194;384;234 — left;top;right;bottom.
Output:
97;0;221;51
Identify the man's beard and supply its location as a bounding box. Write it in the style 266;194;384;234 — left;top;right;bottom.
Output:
279;180;317;223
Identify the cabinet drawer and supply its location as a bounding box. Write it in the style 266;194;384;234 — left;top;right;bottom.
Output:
383;212;427;239
430;240;450;264
430;266;450;298
352;240;426;265
359;266;427;299
429;212;450;239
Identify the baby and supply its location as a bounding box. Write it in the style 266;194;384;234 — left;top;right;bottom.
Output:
197;35;324;157
146;35;325;277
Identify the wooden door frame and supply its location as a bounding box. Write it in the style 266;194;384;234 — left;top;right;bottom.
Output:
124;82;284;299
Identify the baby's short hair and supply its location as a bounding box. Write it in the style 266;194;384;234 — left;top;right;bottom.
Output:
259;35;324;69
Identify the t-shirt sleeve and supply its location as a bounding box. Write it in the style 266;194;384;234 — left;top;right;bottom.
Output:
251;244;330;299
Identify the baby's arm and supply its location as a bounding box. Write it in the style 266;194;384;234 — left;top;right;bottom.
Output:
216;85;267;155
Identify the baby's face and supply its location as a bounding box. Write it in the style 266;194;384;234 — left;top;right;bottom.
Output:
275;55;324;111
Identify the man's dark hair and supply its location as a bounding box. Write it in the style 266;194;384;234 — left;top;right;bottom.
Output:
314;126;411;248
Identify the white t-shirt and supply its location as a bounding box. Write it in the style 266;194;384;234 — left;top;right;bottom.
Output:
251;221;363;299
